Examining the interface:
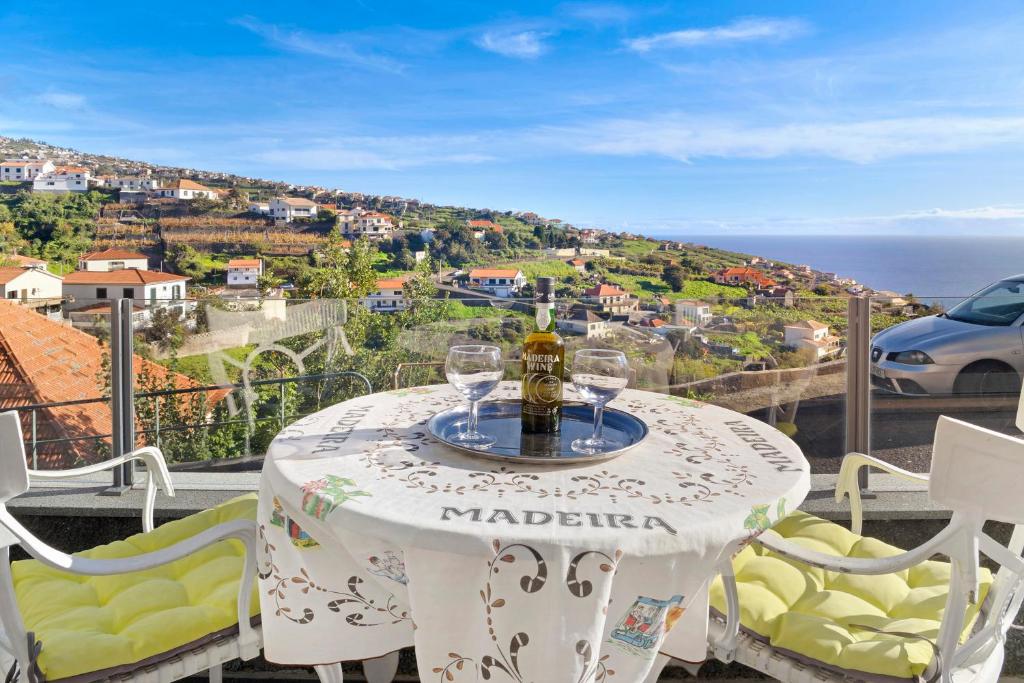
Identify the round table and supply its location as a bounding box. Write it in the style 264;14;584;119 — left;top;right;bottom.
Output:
257;382;809;682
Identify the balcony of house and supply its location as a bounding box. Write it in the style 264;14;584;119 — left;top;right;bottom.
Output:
4;288;1024;683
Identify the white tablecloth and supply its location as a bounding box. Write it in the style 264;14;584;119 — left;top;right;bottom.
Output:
257;382;809;681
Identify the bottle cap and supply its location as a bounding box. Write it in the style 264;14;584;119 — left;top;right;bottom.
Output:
536;277;555;304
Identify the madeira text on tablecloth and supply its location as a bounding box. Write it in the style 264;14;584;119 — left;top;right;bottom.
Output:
723;420;802;472
440;507;678;535
311;406;373;454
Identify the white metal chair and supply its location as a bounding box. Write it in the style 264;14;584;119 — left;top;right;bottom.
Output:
689;416;1024;683
0;411;398;683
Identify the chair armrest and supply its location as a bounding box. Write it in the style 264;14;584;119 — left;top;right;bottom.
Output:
837;452;929;534
758;521;965;576
0;508;261;659
29;447;174;532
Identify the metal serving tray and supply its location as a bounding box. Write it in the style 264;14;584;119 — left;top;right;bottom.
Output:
427;400;648;464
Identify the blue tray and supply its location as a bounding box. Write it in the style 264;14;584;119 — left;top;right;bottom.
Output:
427;400;648;464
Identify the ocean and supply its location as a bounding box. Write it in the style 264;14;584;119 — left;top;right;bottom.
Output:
676;235;1024;303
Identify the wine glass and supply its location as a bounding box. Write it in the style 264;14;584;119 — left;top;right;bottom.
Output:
445;345;504;447
571;349;629;454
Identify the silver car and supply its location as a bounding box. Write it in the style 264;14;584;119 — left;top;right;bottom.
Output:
871;275;1024;395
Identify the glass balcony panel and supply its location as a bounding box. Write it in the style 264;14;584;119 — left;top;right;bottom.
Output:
869;293;1024;472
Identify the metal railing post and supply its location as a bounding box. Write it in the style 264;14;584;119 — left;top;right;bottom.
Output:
154;395;161;450
279;382;287;430
105;298;135;494
30;409;37;470
845;296;872;492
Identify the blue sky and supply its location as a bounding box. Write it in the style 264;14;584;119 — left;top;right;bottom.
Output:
2;1;1023;235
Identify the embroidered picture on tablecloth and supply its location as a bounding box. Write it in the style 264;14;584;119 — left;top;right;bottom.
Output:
743;497;787;534
607;594;684;658
270;496;320;549
300;474;371;520
368;551;408;585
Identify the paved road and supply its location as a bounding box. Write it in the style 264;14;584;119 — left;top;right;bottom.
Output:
760;392;1021;473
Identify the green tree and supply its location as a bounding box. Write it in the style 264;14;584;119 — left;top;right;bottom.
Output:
663;264;687;292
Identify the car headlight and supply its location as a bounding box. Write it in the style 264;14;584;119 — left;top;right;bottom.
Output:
891;350;934;365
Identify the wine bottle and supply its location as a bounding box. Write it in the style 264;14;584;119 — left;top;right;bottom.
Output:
521;277;564;433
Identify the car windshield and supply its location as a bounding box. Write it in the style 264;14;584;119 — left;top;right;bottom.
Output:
945;279;1024;326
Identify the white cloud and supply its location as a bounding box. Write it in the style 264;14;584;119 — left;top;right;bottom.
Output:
247;135;496;171
535;114;1024;163
36;91;87;110
232;16;405;73
626;17;810;52
474;30;550;59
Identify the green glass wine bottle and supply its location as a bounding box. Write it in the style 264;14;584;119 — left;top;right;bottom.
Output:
521;277;564;433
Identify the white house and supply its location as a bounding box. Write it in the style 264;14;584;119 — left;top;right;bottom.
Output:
227;258;263;288
467;268;527;298
338;208;395;239
361;277;409;312
153;179;219;201
1;159;55;182
784;319;842;360
33;167;91;194
270;196;318;222
248;201;270;215
583;283;637;314
557;307;610;339
63;270;190;327
674;300;712;327
0;265;63;316
98;176;161;191
77;249;149;272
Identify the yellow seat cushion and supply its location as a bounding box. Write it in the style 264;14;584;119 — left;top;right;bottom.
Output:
12;494;259;682
711;511;992;681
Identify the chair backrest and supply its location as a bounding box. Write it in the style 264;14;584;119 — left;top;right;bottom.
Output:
930;415;1024;525
0;411;29;505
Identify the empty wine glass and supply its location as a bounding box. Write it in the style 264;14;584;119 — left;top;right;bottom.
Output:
571;349;629;454
445;345;503;447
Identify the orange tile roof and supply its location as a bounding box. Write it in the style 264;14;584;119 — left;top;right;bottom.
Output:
171;179;215;191
64;270;188;285
585;283;628;297
0;267;31;285
80;248;148;261
469;268;522;279
3;254;46;267
0;301;223;467
787;319;829;331
468;220;500;228
55;166;88;174
719;266;777;287
227;259;262;268
374;276;409;290
276;196;317;207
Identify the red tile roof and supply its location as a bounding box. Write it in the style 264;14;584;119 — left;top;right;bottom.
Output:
0;301;222;467
718;266;777;287
64;270;188;285
170;179;215;191
276;196;317;207
4;254;46;267
585;283;628;297
227;259;262;268
0;267;32;285
374;276;409;290
80;248;148;261
469;268;522;279
468;220;500;229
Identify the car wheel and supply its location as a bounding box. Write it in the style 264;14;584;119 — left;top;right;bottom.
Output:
953;361;1022;395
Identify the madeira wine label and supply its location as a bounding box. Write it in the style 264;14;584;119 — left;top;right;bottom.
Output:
521;277;564;433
